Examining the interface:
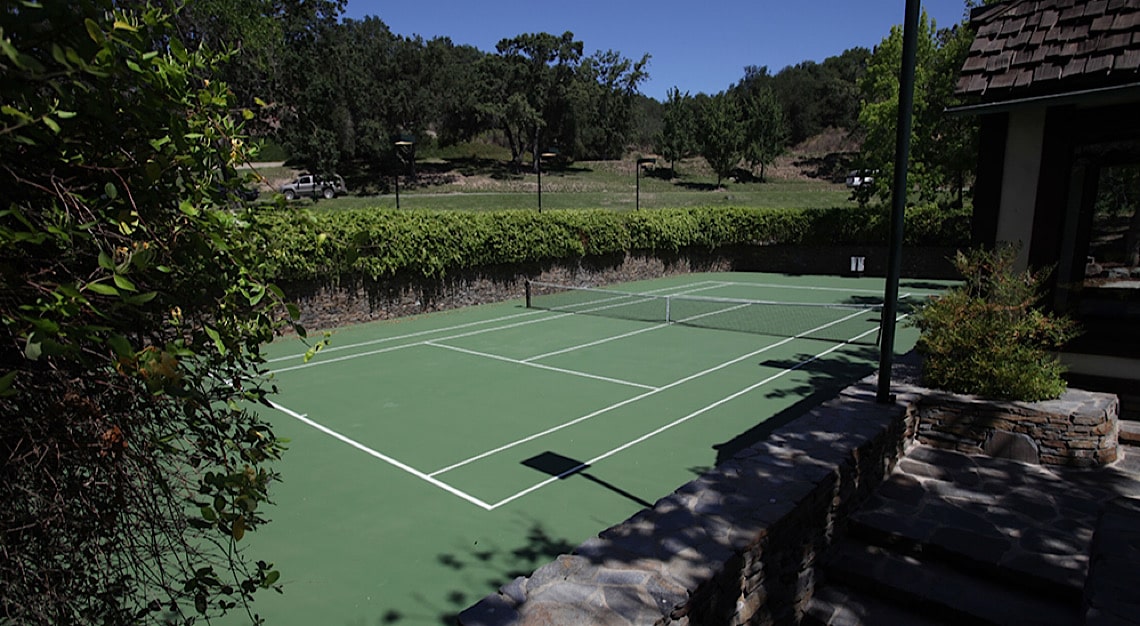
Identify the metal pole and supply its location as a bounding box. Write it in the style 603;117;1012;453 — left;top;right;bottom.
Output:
636;164;641;211
394;138;413;210
877;0;921;404
537;163;542;212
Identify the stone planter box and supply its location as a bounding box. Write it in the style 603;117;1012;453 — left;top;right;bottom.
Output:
908;387;1120;468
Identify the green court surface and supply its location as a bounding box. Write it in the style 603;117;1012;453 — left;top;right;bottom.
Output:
237;272;945;625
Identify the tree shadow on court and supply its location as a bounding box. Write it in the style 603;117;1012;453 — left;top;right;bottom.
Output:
712;344;880;466
901;279;953;292
350;518;578;625
426;520;578;625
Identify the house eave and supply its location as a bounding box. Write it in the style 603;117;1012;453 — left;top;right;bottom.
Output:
947;82;1140;116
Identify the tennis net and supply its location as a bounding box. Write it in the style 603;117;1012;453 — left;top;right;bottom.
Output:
525;280;883;344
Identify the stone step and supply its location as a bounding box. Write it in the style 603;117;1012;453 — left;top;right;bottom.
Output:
803;582;953;626
847;505;1085;602
1119;420;1140;446
847;447;1099;601
821;540;1082;626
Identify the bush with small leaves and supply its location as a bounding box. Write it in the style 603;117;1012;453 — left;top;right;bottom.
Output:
910;246;1079;401
1;2;313;623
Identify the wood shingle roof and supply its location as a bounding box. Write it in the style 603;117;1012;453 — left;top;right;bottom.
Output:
957;0;1140;101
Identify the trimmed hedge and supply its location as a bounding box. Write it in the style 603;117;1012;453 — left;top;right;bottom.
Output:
251;205;970;283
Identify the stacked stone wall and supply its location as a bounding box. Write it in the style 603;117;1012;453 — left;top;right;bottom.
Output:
913;389;1120;467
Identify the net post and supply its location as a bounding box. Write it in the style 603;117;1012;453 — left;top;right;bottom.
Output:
525;280;532;308
665;295;671;323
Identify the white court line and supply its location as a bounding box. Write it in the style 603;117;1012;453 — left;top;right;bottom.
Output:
266;309;546;363
265;280;892;508
425;342;658;391
266;400;494;510
264;280;720;362
521;300;751;364
270;312;577;374
270;280;726;372
520;285;747;363
716;281;886;294
427;305;873;478
488;317;897;510
522;322;670;363
719;281;947;298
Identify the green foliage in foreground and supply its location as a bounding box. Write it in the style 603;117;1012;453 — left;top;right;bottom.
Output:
911;247;1079;401
252;203;970;282
1;2;308;623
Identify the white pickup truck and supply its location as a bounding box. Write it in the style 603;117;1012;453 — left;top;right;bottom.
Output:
279;174;347;200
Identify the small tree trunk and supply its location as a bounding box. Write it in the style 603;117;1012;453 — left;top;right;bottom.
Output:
532;128;540;174
503;125;521;171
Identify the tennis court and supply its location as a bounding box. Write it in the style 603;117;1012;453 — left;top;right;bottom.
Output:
237;271;944;625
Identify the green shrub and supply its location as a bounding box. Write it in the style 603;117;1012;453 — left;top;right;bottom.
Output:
910;246;1079;401
251;204;971;282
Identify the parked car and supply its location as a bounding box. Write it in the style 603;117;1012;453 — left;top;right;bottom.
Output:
279;173;347;200
845;170;876;188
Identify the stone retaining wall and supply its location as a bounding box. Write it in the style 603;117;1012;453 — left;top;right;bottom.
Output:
910;388;1120;467
458;377;922;626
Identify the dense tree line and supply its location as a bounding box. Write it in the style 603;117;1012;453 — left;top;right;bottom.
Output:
166;0;652;175
654;47;868;186
655;9;979;202
167;0;978;201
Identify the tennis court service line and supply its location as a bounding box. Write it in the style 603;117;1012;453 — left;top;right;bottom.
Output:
717;281;886;295
520;300;753;364
516;281;747;363
424;341;659;391
268;280;728;366
265;309;547;364
427;306;873;478
267;400;495;511
720;281;945;299
487;316;897;510
521;321;670;363
269;281;729;374
270;311;579;374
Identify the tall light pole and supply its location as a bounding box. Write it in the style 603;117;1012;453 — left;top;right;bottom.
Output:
877;0;921;404
394;136;413;209
537;148;558;212
636;157;656;211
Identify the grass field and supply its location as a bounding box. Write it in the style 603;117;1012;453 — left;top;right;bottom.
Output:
226;271;945;626
294;179;850;212
244;142;858;212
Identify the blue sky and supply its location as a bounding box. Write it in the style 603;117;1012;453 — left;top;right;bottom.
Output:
342;0;972;101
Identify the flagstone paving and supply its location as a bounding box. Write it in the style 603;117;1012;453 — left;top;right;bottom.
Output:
806;443;1140;625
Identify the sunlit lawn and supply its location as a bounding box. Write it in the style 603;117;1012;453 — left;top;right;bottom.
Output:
244;147;858;212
